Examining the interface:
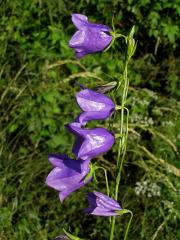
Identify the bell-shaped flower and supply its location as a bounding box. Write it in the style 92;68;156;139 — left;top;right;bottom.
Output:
85;191;122;216
45;154;91;202
76;88;115;126
69;14;112;58
66;122;115;160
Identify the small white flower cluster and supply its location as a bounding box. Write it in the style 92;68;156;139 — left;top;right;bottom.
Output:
131;90;158;107
177;134;180;140
145;90;158;100
131;97;150;106
161;120;174;127
176;134;180;144
131;96;138;106
152;108;163;116
130;114;154;126
134;180;161;197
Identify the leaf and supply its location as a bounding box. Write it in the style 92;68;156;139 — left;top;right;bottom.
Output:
63;229;84;240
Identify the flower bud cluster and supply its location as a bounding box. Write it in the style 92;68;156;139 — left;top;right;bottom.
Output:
127;26;137;60
46;88;115;202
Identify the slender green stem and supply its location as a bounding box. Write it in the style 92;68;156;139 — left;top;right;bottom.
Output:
109;26;136;239
123;211;133;240
115;60;129;200
116;60;128;183
98;166;110;197
104;168;110;197
109;217;116;240
109;60;129;240
117;108;129;188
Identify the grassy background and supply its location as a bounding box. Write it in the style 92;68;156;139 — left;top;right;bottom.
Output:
0;0;180;239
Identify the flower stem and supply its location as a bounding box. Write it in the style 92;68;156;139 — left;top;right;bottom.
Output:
123;211;133;240
109;26;136;239
109;217;116;240
109;59;129;240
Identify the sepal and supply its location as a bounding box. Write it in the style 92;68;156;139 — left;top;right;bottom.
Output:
115;209;132;215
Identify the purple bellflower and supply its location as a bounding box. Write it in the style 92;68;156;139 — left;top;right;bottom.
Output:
76;88;115;126
85;191;122;216
69;14;113;58
66;122;115;160
45;154;91;202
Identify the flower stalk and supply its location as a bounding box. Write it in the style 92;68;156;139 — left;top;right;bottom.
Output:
123;210;133;240
47;15;136;239
109;26;136;240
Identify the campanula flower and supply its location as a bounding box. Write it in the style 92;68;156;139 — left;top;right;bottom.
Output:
45;154;91;202
66;122;115;160
85;191;122;216
69;14;112;58
76;88;115;125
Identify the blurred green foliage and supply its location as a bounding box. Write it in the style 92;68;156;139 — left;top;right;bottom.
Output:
0;0;180;240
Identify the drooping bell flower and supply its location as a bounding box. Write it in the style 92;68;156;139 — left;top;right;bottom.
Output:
69;14;112;58
85;191;122;216
45;154;91;202
66;122;115;160
76;88;115;126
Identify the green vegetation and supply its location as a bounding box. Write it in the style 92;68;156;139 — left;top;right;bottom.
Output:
0;0;179;239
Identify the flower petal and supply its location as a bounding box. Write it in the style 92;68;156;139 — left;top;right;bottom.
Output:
46;167;83;191
69;14;112;58
66;123;115;160
69;30;86;47
59;181;85;202
75;50;89;58
85;207;119;216
59;174;92;202
48;154;70;167
76;89;115;125
93;191;121;210
87;22;112;32
48;154;81;172
46;157;90;193
85;191;122;216
71;14;88;29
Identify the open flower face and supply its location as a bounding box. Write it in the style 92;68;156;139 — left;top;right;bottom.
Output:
85;191;122;216
76;89;115;126
45;154;91;202
69;14;112;58
66;122;115;160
